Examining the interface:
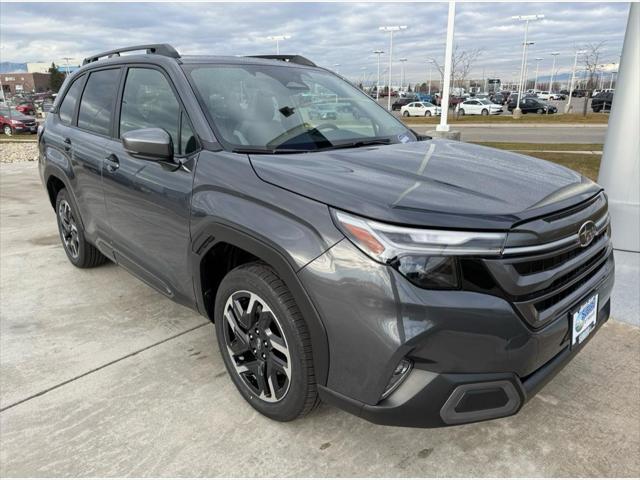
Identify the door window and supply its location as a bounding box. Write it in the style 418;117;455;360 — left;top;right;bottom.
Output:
58;76;84;125
77;69;120;135
120;68;180;147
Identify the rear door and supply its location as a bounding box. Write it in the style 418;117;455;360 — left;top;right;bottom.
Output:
101;65;199;304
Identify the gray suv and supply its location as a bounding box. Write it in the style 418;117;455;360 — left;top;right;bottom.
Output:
39;44;614;427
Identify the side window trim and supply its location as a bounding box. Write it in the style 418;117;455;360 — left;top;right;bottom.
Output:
116;64;200;157
74;66;124;139
57;74;87;126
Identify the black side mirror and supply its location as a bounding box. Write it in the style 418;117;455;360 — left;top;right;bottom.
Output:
122;128;173;161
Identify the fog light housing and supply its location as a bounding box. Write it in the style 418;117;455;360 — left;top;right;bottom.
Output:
394;255;459;289
381;358;413;400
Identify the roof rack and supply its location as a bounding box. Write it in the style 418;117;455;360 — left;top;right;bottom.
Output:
246;55;316;67
82;44;180;65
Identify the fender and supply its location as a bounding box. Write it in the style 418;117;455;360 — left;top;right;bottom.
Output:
190;221;330;386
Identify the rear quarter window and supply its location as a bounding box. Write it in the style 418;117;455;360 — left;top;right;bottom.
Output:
58;76;84;125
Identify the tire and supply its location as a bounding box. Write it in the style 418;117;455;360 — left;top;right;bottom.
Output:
424;110;432;117
402;110;409;117
481;109;488;116
3;125;13;136
458;109;465;116
536;108;544;114
55;189;108;268
215;262;318;422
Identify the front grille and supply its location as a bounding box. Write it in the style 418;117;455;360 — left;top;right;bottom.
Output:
482;194;613;329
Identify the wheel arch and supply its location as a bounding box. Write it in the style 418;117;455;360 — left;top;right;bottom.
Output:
191;222;330;386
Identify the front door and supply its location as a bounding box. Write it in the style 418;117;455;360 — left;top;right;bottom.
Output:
101;66;199;305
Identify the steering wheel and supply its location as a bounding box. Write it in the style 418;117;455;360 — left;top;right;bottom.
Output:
315;123;339;132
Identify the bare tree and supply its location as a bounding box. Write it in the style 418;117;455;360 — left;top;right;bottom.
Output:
429;45;485;91
578;41;606;115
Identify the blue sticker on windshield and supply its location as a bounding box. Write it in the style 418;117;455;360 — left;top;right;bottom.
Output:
398;133;410;143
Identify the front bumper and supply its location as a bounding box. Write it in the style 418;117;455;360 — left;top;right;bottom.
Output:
300;237;615;428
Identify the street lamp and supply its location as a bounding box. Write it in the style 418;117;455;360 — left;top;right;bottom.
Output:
565;49;586;113
373;49;384;100
399;58;408;93
427;59;435;94
379;25;408;111
533;57;543;91
512;14;544;117
267;34;291;54
548;52;559;95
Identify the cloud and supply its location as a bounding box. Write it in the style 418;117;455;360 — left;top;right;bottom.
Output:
0;2;629;83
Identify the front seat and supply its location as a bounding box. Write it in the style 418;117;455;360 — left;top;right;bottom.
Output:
237;94;285;146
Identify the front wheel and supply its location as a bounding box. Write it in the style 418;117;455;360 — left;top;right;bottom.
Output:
3;125;13;136
536;108;544;114
215;262;318;422
424;110;432;117
458;109;465;116
402;110;410;117
481;109;488;116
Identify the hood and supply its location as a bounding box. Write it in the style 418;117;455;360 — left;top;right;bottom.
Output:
249;139;601;230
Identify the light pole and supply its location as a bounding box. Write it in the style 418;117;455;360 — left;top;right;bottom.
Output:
427;60;434;94
548;52;559;94
267;34;291;54
379;25;408;111
609;70;617;89
533;57;543;91
399;58;407;93
512;14;544;117
373;49;384;100
361;66;367;90
565;49;586;113
333;63;341;75
61;57;73;75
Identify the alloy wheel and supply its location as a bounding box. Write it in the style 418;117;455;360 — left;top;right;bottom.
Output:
3;125;12;136
223;290;291;403
58;199;80;258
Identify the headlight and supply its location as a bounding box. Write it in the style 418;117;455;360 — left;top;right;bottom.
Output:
10;120;23;125
332;210;506;261
332;210;507;290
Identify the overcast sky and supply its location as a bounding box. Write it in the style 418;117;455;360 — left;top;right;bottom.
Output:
0;2;630;83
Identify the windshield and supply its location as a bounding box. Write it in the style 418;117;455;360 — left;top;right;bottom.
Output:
478;99;492;105
185;63;416;152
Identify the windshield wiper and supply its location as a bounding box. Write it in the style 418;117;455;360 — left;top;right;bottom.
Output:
321;138;392;151
232;147;304;154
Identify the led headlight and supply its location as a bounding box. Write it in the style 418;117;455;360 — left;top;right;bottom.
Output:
332;210;507;290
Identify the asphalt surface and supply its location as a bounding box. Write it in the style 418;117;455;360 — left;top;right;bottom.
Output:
1;161;639;477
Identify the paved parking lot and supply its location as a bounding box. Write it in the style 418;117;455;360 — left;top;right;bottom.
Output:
1;161;639;477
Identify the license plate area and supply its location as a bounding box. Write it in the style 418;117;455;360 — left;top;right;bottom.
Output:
571;293;598;347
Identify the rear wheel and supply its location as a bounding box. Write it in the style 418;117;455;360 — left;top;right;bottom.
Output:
55;189;108;268
215;262;318;422
458;109;465;116
402;110;410;117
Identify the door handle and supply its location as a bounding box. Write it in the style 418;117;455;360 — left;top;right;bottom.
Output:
104;154;120;172
63;137;71;151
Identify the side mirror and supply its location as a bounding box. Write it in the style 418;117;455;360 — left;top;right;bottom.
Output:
122;128;173;161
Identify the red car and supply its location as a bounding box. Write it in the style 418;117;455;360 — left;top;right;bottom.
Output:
16;102;36;116
0;106;37;135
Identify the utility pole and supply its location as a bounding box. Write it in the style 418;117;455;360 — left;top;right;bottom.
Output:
379;25;408;111
373;50;384;100
512;15;543;118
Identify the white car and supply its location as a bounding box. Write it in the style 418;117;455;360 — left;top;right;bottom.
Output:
457;98;503;116
400;101;441;117
537;91;551;100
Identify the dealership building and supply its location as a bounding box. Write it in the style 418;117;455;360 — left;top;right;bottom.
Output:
1;72;51;95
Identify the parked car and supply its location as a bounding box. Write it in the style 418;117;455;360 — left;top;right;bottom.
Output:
391;97;413;111
0;106;37;135
457;98;503;116
308;103;338;120
508;97;558;114
400;101;441;117
591;92;614;112
549;92;566;100
15;102;37;116
571;90;587;98
537;91;552;101
40;44;614;429
489;92;508;105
